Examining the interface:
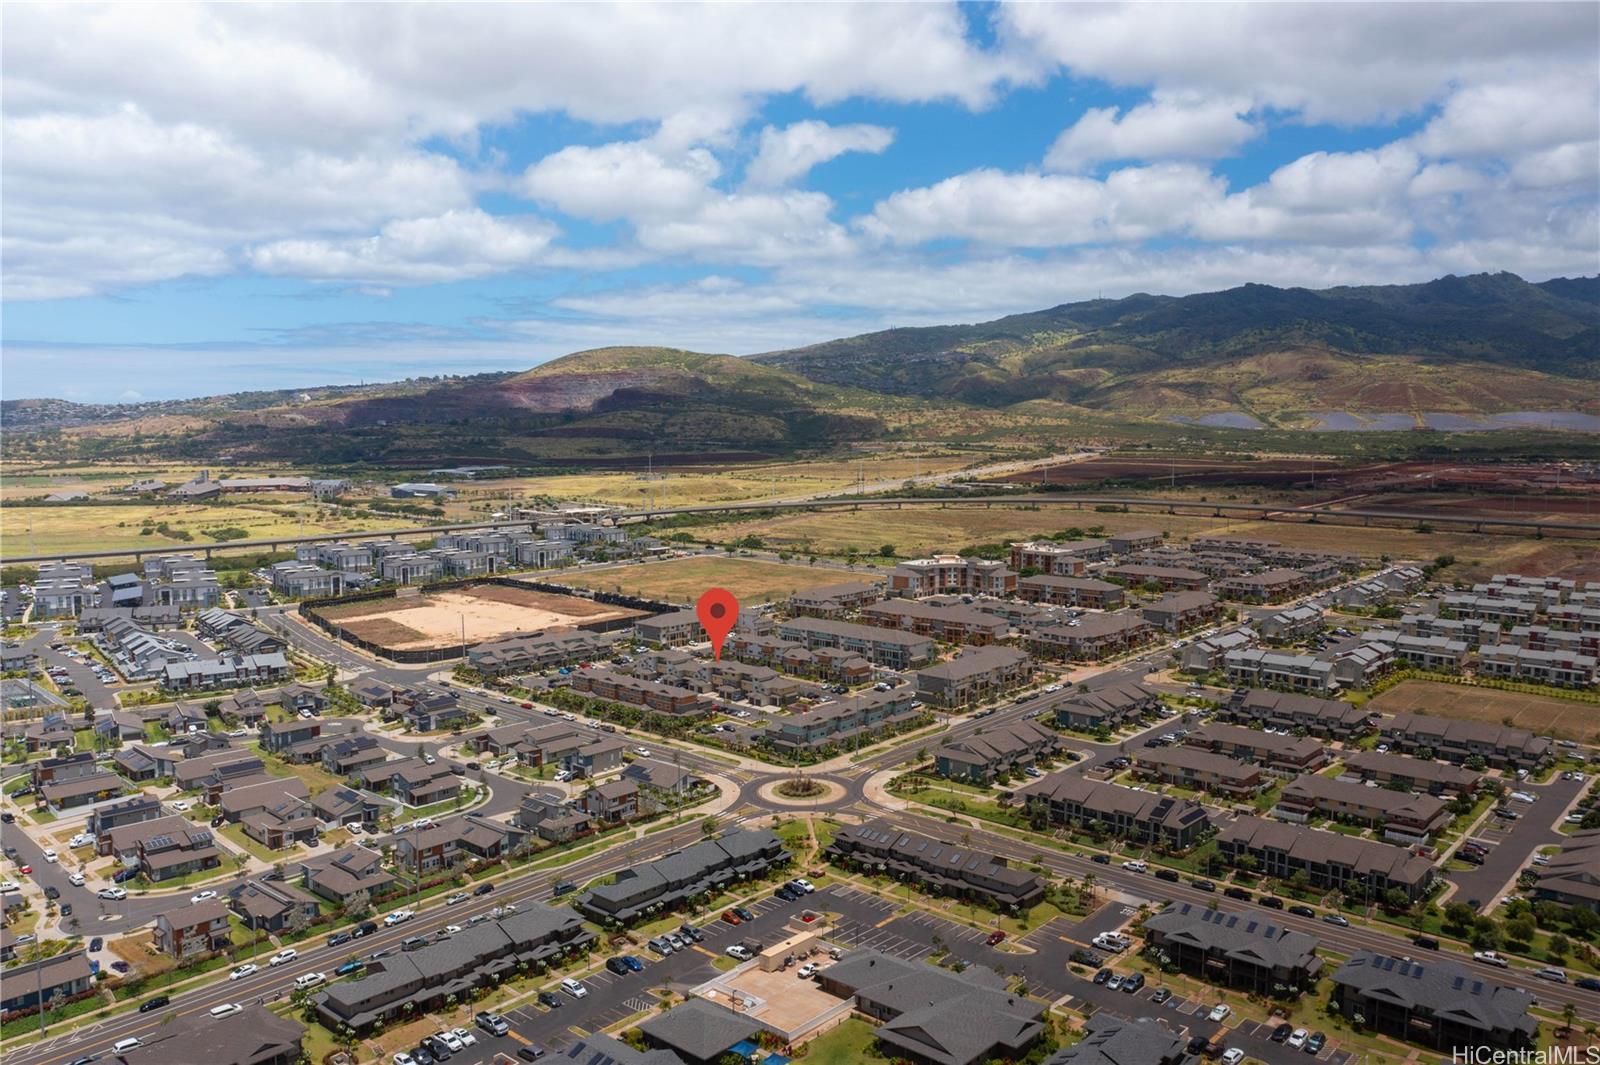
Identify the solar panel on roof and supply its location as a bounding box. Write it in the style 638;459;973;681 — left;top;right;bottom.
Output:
1472;981;1484;993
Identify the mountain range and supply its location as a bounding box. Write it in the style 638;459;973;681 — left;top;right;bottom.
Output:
6;272;1596;465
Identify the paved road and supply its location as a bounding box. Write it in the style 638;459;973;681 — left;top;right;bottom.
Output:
1445;771;1586;908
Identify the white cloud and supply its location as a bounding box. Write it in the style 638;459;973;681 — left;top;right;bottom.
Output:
1413;73;1600;159
522;141;721;222
248;210;556;283
1045;93;1255;171
745;121;894;188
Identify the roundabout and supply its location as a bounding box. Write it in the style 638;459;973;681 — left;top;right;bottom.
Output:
756;773;850;808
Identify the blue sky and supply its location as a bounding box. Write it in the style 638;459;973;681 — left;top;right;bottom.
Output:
3;2;1596;400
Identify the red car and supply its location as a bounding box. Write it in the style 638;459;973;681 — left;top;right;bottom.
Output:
985;931;1007;946
521;703;533;709
18;865;32;875
721;910;742;925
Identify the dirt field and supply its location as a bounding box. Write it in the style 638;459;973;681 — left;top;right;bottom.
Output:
311;585;645;650
559;556;858;605
1368;678;1600;743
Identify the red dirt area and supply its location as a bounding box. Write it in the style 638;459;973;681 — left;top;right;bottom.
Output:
998;456;1391;488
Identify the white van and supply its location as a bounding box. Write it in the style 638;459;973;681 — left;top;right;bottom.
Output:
112;1038;144;1053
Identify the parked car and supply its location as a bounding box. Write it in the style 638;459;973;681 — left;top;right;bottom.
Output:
516;1048;546;1062
1150;988;1171;1005
1121;973;1144;993
1322;913;1350;927
985;930;1006;946
1304;1032;1326;1054
721;909;743;925
606;956;631;975
139;995;170;1013
1271;1024;1292;1043
1259;896;1284;910
475;1013;509;1037
732;906;755;922
725;944;753;961
536;991;561;1008
1208;1004;1231;1022
1190;879;1216;892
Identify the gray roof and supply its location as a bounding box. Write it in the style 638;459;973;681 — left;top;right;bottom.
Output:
1143;902;1320;972
117;1004;303;1065
637;998;756;1060
1041;1016;1185;1065
1331;951;1538;1038
554;1034;684;1065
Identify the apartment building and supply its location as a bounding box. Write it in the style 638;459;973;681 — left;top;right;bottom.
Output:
161;652;289;690
570;668;711;715
787;579;885;618
1134;746;1263;799
1049;680;1162;732
759;687;921;755
1400;613;1502;647
1217;688;1374;739
1143;902;1322;995
1330;952;1536;1052
1509;625;1600;657
1018;773;1212;850
32;562;93;618
153;899;232;960
573;828;786;925
1108;529;1164;554
1186;722;1327;772
1332;641;1395;689
1141;591;1222;634
1477;644;1598;687
775;616;936;669
633;609;704;646
296;542;374;571
1102;564;1210;592
826;821;1046;909
888;554;1018;597
1530;832;1600;912
269;561;342;598
1216;568;1315;604
1439;593;1537;625
915;646;1034;709
1549;604;1600;633
512;538;574;568
1342;750;1483;797
1216;816;1436;901
1017;575;1125;609
0;952;94;1015
1010;540;1107;576
1223;648;1336;693
1380;712;1553;770
859;599;1011;644
1180;629;1259;673
1024;611;1154;662
1256;606;1323;643
934;719;1061;783
1274;775;1452;844
1361;631;1470;672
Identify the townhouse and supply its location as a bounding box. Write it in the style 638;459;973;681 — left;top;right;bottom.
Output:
915;645;1033;709
1330;952;1536;1052
1023;611;1154;662
0;952;94;1015
1134;746;1263;799
570;668;711;716
1102;564;1210;592
1379;712;1553;770
1216;568;1316;604
1400;612;1502;647
153;899;232;960
1141;591;1222;634
573;828;786;925
1337;578;1402;609
32;562;92;618
117;1004;305;1065
934;719;1061;783
826;821;1047;909
1274;776;1452;844
1041;1016;1186;1065
102;815;222;881
1017;773;1212;850
759;687;921;756
377;552;445;585
1223;648;1336;693
270;561;343;598
1509;624;1600;657
1108;529;1164;554
394;817;527;872
1185;722;1327;772
576;779;641;823
512;537;574;568
466;628;615;675
1549;603;1600;633
296;542;374;572
198;609;285;654
315;906;595;1033
1477;643;1598;687
87;795;165;838
1180;628;1259;673
859;599;1011;644
1256;605;1324;643
1216;816;1436;901
1016;575;1125;610
1217;688;1374;739
774;617;936;669
1331;640;1395;689
1361;631;1470;672
1142;902;1322;996
516;793;592;842
634;609;703;646
1049;680;1162;732
301;846;396;908
1439;593;1537;625
787;579;885;618
1341;750;1483;797
1531;832;1600;912
161;652;289;690
888;554;1018;597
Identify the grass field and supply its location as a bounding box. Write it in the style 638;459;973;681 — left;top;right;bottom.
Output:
0;499;405;555
1368;678;1600;743
559;556;858;605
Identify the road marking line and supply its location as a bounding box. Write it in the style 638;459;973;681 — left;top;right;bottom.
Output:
873;914;897;928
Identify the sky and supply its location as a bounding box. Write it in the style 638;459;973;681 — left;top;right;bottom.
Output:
3;2;1597;402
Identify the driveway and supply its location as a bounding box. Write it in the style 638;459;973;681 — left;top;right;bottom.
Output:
1446;770;1586;910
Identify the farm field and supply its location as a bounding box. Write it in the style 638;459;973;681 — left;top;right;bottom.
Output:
0;500;412;556
558;555;856;605
1367;678;1599;744
310;584;644;650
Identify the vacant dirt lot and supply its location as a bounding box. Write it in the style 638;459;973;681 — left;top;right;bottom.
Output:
312;584;645;650
1368;678;1600;743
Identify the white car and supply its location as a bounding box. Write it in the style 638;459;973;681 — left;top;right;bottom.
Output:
230;964;259;980
442;924;463;935
792;878;815;893
98;887;127;901
635;746;651;757
170;800;191;812
394;1054;418;1065
1092;933;1131;953
553;770;572;782
269;948;298;966
1120;860;1147;872
190;890;218;904
112;1039;144;1054
210;1003;244;1018
68;833;94;848
1221;1050;1245;1065
1511;791;1537;804
1287;1028;1308;1049
0;881;19;893
293;972;326;990
68;873;85;886
42;850;58;863
446;892;469;905
450;1028;478;1048
796;962;818;979
559;977;587;998
1474;950;1511;968
436;1031;464;1052
384;909;414;926
725;944;753;960
1208;1004;1231;1022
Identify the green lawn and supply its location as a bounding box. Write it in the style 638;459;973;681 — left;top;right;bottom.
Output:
219;823;285;863
803;1019;880;1065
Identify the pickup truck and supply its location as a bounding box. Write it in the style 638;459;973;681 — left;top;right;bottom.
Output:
1473;950;1511;968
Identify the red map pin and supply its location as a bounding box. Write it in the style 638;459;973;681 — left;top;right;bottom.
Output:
696;587;739;661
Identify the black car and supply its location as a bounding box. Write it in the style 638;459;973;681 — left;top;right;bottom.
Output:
1190;879;1216;892
538;991;561;1008
732;906;755;922
411;1046;435;1065
1576;977;1600;991
1154;868;1180;882
606;956;631;975
774;886;799;901
1288;905;1317;918
113;867;140;884
1121;973;1144;993
679;924;704;942
1223;887;1252;901
1090;854;1111;865
352;921;379;938
1187;1036;1210;1055
60;903;71;916
0;812;14;824
1069;948;1102;966
1412;935;1440;950
211;815;227;828
1271;1023;1293;1043
44;885;60;900
139;995;170;1013
67;1056;97;1065
516;1047;546;1062
422;1037;451;1060
90;937;103;952
1259;896;1284;910
1093;968;1112;985
475;883;496;896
